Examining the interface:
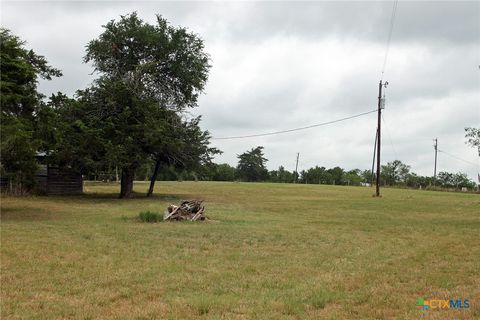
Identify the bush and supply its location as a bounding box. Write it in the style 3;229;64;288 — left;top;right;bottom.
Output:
138;211;162;222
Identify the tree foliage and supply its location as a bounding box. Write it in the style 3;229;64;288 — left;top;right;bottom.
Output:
1;28;62;118
0;28;62;193
237;146;269;182
465;127;480;156
381;160;411;186
436;171;475;189
269;166;294;183
84;12;210;110
67;12;213;198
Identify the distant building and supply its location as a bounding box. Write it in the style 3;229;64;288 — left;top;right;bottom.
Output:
34;165;83;195
0;153;83;195
34;153;83;195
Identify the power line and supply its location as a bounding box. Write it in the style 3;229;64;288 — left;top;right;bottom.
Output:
438;149;479;167
381;0;399;79
212;109;377;140
381;114;398;160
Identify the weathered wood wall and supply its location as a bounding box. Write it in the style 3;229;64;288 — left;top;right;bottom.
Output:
34;165;48;195
46;167;83;195
1;166;82;195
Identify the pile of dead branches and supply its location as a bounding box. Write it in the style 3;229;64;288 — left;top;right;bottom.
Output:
163;200;206;221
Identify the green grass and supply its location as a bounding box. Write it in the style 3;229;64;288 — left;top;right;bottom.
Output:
1;181;479;319
139;210;163;223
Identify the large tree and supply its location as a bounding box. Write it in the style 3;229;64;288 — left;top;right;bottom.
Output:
146;114;220;196
237;146;269;182
80;12;212;198
0;28;62;193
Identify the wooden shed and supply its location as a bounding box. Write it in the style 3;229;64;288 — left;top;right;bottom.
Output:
34;165;83;195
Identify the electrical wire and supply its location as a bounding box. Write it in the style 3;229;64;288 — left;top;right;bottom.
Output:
438;149;479;167
381;114;398;160
381;0;399;79
211;109;377;140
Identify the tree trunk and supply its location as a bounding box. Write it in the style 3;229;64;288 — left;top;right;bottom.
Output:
147;158;162;197
120;166;135;198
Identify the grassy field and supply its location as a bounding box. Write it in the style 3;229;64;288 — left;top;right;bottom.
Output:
1;181;479;319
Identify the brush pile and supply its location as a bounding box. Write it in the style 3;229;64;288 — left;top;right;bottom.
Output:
163;200;206;221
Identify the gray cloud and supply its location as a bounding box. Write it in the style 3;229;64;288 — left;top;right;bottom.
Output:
2;1;479;180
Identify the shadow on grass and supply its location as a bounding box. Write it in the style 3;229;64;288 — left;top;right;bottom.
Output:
0;207;53;221
42;192;190;203
1;192;193;222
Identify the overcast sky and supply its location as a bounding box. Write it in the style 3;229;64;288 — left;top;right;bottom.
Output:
2;1;479;180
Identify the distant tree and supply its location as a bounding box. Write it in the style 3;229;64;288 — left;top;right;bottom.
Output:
70;13;212;198
301;166;328;184
345;169;362;186
0;28;62;193
437;171;475;189
360;169;373;184
207;163;236;181
381;160;410;185
437;171;454;188
451;172;475;189
237;146;269;182
405;172;420;188
465;127;480;156
269;166;294;183
299;170;307;183
155;163;179;181
327;166;345;185
278;166;294;183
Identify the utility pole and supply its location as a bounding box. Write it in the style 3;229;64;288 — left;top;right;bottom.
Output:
433;138;438;185
371;128;378;186
375;80;385;197
294;152;299;183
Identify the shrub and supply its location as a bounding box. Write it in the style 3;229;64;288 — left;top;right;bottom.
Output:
138;211;162;222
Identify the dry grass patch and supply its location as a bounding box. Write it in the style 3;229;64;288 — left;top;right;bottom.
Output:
1;181;479;319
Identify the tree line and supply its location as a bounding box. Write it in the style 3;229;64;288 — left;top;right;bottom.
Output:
1;13;219;197
1;13;478;197
117;146;477;191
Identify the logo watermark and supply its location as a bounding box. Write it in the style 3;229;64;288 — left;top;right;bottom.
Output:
416;297;470;311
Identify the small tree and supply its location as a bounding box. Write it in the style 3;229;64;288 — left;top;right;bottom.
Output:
237;146;269;182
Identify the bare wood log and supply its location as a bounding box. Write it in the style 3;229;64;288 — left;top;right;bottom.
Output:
164;206;180;220
164;200;206;221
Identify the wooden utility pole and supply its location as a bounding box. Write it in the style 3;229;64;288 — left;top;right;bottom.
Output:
371;128;378;186
294;152;299;183
433;138;438;185
375;80;383;197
